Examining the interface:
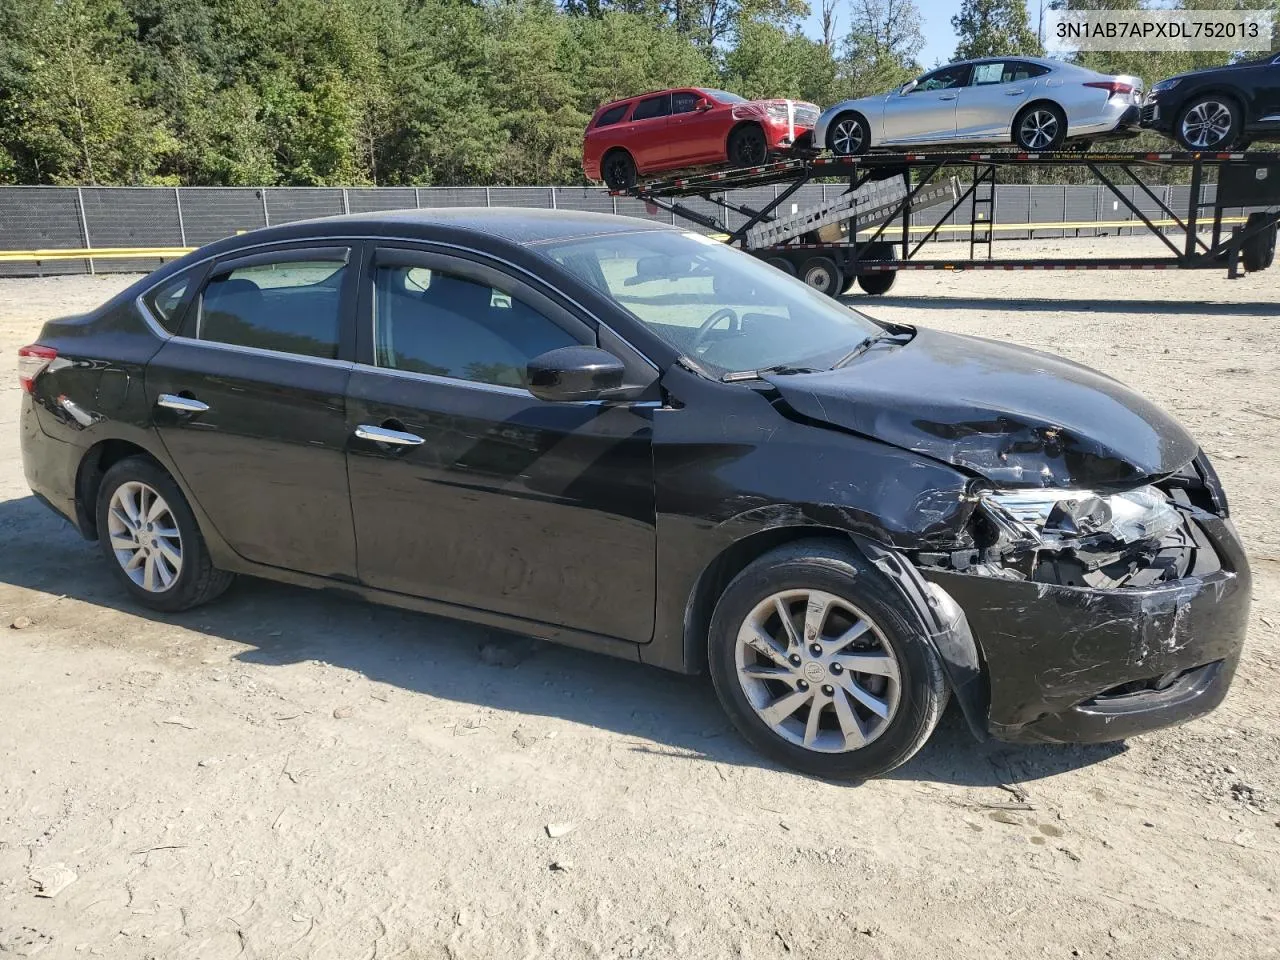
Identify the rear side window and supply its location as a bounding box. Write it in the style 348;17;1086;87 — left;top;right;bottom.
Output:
143;272;193;334
1005;61;1049;81
194;255;348;359
595;105;628;127
373;265;577;388
632;95;671;121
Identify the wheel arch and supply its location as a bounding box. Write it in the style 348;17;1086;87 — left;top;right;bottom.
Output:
74;436;167;540
1012;98;1065;140
681;524;990;740
725;119;766;158
600;145;637;179
1176;86;1246;121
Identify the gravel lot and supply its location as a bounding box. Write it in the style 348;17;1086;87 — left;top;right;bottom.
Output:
1;237;1277;959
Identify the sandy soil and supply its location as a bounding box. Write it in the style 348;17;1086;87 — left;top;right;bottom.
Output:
1;237;1278;960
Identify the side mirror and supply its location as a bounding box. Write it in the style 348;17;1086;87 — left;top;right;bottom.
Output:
695;97;713;111
526;346;625;402
900;80;918;95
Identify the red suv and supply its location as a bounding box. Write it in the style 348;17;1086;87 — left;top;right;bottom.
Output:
583;88;820;190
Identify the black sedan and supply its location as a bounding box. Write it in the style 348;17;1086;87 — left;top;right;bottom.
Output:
1141;51;1280;150
18;208;1251;779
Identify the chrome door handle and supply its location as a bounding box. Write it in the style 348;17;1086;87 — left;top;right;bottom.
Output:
157;394;209;413
355;424;425;446
1005;89;1026;96
937;94;958;101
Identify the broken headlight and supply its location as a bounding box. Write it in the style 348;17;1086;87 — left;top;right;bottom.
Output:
980;485;1182;548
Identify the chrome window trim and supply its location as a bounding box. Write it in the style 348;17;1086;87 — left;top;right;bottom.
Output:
352;362;660;408
169;335;353;369
136;232;661;373
135;295;175;341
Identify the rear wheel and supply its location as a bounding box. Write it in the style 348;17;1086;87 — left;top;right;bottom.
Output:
601;150;637;191
707;541;948;780
96;456;233;612
827;112;870;157
1175;96;1241;151
800;256;844;298
764;255;797;276
1013;103;1067;151
728;124;768;166
857;272;897;295
1242;212;1277;272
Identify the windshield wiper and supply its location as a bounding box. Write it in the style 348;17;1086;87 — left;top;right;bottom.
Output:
720;363;820;383
831;328;912;369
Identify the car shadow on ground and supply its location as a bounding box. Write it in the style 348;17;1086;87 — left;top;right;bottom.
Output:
0;493;1124;787
852;295;1277;317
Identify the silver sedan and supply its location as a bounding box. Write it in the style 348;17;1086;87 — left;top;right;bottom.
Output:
816;57;1144;153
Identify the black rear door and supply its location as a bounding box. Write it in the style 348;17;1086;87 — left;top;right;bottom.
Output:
145;243;360;579
345;245;658;643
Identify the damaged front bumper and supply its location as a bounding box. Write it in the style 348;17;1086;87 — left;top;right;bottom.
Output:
923;511;1250;744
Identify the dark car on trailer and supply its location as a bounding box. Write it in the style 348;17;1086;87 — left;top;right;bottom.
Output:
1141;51;1280;150
18;208;1250;779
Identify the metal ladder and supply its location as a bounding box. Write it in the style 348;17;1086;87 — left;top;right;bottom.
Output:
969;166;997;260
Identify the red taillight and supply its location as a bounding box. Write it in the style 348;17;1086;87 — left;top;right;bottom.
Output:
18;345;57;394
1084;81;1135;97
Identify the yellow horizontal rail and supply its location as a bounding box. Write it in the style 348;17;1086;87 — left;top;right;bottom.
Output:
0;216;1250;263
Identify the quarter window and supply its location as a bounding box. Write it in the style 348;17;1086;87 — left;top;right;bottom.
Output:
194;255;347;359
596;104;628;127
632;95;671;121
373;265;577;388
143;271;193;333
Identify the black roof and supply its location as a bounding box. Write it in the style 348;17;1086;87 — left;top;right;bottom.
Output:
314;206;673;245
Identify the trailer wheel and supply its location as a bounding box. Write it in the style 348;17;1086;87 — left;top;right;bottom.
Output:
765;255;797;276
1242;212;1277;272
801;257;844;298
857;271;897;295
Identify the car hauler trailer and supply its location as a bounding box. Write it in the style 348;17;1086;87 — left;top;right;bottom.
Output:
616;150;1280;296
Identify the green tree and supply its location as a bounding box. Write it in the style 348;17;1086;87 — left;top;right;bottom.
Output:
841;0;925;96
952;0;1042;59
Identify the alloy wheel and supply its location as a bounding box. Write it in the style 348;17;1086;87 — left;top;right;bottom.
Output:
1019;109;1059;150
734;589;901;753
1180;101;1233;149
106;481;183;593
831;118;864;155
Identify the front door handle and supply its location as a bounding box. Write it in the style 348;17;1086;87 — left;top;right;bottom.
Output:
157;393;209;413
1005;89;1026;96
355;424;425;446
937;94;958;101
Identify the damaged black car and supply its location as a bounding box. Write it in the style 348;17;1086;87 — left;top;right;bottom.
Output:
18;209;1250;779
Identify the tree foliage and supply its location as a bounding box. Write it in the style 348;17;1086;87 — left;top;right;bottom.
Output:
952;0;1042;59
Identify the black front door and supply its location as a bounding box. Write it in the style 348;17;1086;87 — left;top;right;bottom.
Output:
344;247;657;643
145;244;359;579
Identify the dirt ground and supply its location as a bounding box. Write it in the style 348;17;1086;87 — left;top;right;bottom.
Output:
1;237;1277;960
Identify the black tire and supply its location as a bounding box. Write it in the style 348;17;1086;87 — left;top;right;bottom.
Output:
1242;212;1277;272
707;540;948;780
95;456;233;612
601;149;637;191
1013;102;1067;151
826;112;871;156
800;256;844;298
727;124;768;167
764;255;797;276
1174;95;1241;151
857;271;897;295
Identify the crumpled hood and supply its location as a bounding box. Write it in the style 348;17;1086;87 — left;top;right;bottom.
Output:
765;327;1198;489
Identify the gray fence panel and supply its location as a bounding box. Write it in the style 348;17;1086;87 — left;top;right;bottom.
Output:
418;187;489;208
487;187;553;209
553;187;616;218
81;187;183;273
0;187;89;276
347;187;417;213
265;187;344;225
179;188;268;245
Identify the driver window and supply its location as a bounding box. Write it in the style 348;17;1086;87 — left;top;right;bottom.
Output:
916;66;968;91
672;92;701;114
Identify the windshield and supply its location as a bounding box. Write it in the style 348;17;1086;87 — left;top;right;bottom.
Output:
537;231;884;377
700;88;747;104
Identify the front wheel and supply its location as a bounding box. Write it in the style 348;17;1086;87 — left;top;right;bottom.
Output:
727;124;768;166
708;541;948;780
1013;103;1067;151
1175;96;1241;151
96;456;233;612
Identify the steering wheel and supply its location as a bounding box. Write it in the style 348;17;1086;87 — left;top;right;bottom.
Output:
690;307;739;352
